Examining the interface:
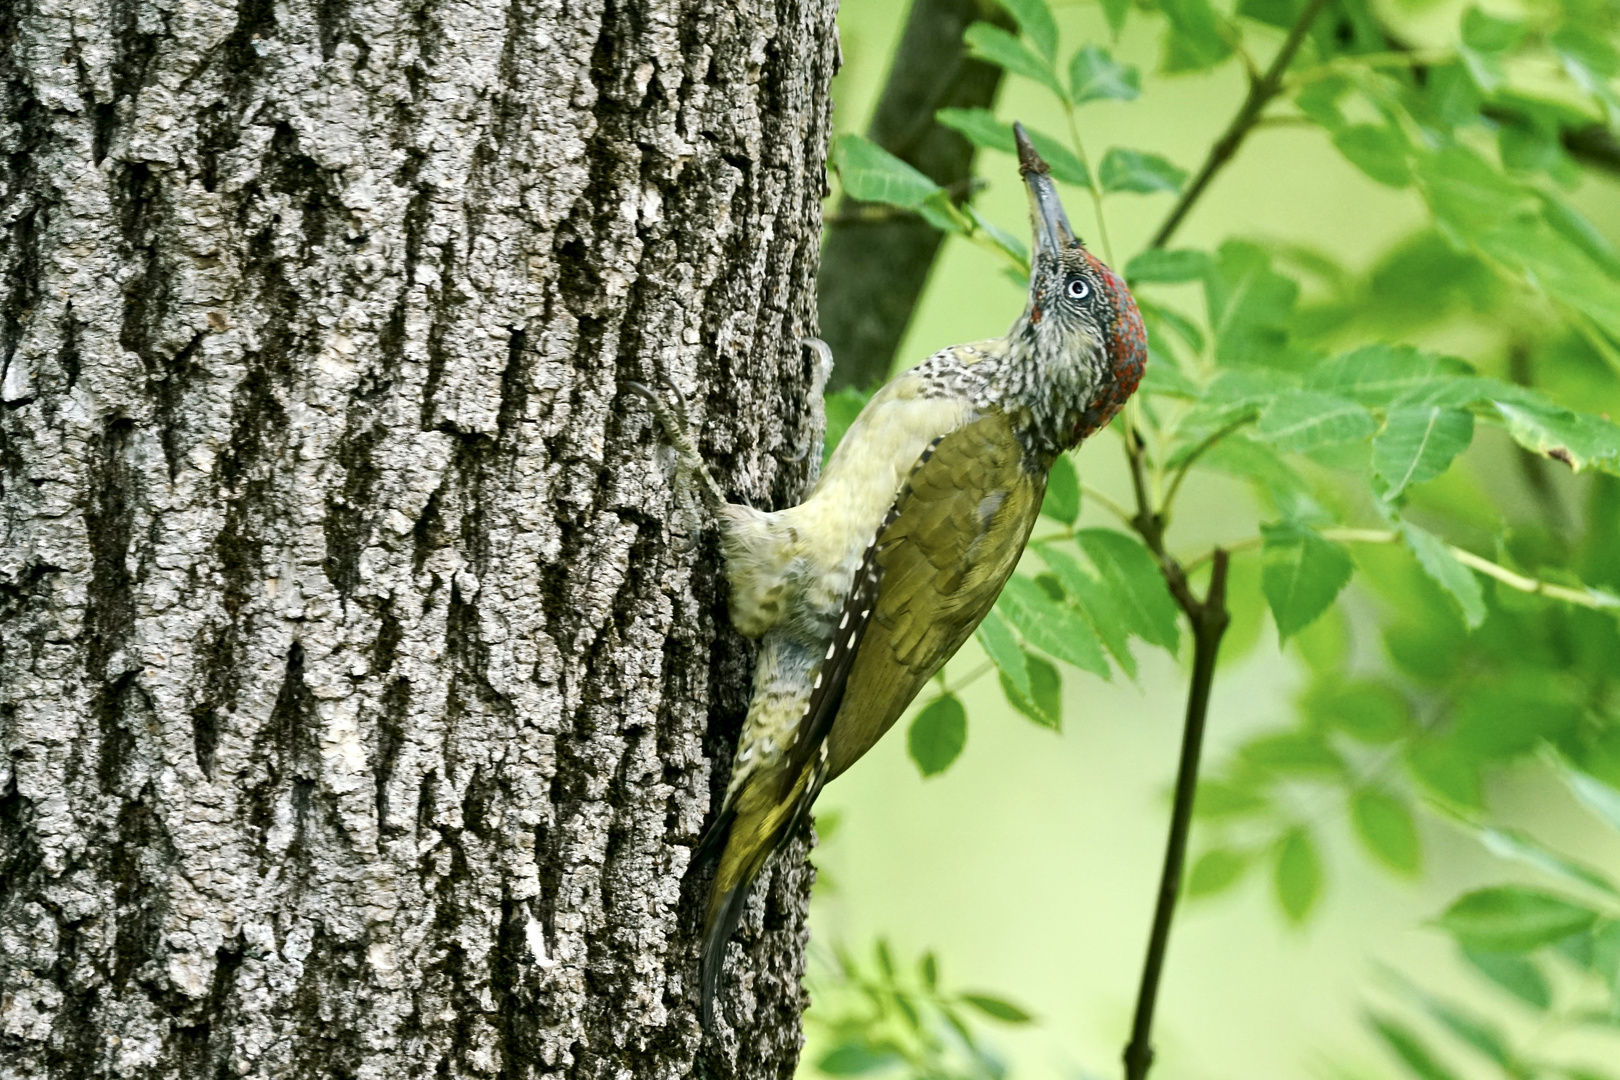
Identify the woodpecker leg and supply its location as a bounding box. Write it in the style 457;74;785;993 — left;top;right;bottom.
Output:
625;378;726;517
792;338;837;484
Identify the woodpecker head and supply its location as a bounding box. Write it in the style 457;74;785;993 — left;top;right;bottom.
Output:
1010;123;1146;449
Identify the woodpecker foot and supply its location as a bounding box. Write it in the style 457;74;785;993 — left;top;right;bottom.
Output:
625;378;726;517
784;337;837;468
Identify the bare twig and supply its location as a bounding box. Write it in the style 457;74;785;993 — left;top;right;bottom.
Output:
1120;4;1331;1073
1149;0;1332;250
1122;550;1230;1080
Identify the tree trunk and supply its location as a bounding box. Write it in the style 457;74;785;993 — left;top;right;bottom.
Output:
0;0;836;1075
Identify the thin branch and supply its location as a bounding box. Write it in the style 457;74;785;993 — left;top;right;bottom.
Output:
1083;484;1136;528
1284;48;1454;87
1122;551;1231;1080
1160;413;1258;519
941;660;996;696
1149;0;1333;250
1448;548;1620;610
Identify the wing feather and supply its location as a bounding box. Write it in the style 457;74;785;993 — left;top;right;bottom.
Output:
825;410;1042;780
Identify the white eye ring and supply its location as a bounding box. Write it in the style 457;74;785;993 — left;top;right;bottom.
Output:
1067;277;1091;301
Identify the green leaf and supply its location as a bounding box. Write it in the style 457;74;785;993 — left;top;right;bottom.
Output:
1554;24;1620;116
1076;529;1181;651
1306;344;1466;406
976;609;1028;696
1254;391;1378;454
1241;731;1344;775
1126;248;1211;283
1367;1013;1464;1080
935;107;1016;153
1036;544;1137;678
995;0;1059;61
1385;972;1520;1070
875;939;895;978
960;993;1033;1023
1139;298;1207;354
1332;124;1412;188
1493;400;1620;475
967;205;1030;268
1566;769;1620;834
1450;677;1582;761
1305;679;1410;743
964;22;1067;101
1261;521;1354;640
1099;148;1187;194
1099;0;1129;38
1275;828;1322;923
1436;888;1600;952
1001;650;1062;730
1069;45;1139;104
1205;241;1300;366
1352;788;1421;875
1022;127;1091;188
1187;849;1251;898
920;951;938;990
832;134;942;208
819;1042;903;1075
1475;218;1620;344
908;694;968;778
1040;453;1079;523
916;189;968;236
823;385;874;463
1374;405;1474;496
1236;0;1298;29
1416;146;1537;240
1461;949;1551;1009
1471;825;1620;898
1461;6;1525;53
1159;0;1233;73
1194;779;1269;819
997;574;1111;678
1399;522;1486;629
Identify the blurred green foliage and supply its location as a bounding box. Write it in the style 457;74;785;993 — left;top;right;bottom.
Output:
805;942;1033;1080
806;0;1620;1074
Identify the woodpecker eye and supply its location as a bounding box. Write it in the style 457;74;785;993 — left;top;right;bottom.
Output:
1066;277;1092;301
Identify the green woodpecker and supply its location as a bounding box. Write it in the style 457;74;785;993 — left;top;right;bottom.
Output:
636;124;1147;1030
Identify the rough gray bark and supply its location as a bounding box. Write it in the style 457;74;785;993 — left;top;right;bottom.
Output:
0;0;836;1075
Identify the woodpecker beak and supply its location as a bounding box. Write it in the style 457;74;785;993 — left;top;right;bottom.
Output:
1014;122;1078;260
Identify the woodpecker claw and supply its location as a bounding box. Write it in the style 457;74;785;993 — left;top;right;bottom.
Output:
784;338;838;467
625;377;726;516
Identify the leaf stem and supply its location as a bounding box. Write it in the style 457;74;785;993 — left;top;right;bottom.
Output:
941;661;996;696
1149;0;1332;250
1160;413;1259;520
1063;104;1116;267
1284;48;1454;88
1083;484;1136;527
1177;528;1620;611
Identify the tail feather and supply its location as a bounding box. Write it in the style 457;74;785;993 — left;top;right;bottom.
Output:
688;804;736;878
699;880;753;1031
695;759;819;1030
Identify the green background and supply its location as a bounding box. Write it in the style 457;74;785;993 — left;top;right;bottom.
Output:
802;1;1620;1076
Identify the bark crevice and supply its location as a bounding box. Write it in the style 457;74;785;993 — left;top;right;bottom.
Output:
0;0;837;1073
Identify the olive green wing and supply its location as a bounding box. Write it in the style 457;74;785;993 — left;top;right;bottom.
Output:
823;409;1043;781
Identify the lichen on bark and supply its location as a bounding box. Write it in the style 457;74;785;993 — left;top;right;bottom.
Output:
0;0;837;1075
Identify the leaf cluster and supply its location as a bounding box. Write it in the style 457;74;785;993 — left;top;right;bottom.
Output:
805;942;1033;1080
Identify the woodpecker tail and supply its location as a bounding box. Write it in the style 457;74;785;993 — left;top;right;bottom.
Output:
695;764;816;1031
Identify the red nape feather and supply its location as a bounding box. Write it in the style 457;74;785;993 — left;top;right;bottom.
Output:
1070;253;1146;441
